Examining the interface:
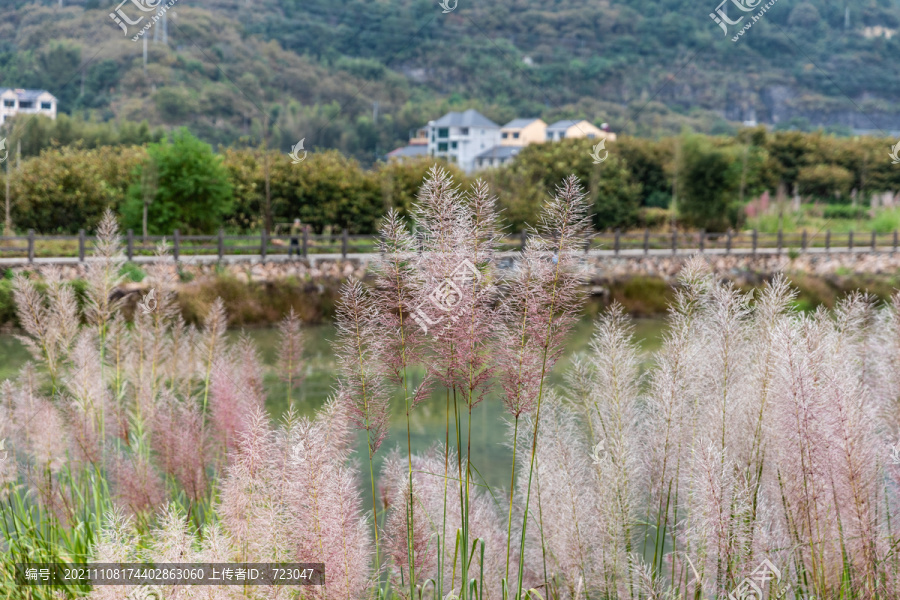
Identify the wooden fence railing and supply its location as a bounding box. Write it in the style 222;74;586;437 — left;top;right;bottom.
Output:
0;227;898;263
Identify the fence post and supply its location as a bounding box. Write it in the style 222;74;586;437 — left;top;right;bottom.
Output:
342;228;349;258
777;229;783;255
127;229;134;261
752;229;757;255
849;230;854;252
825;230;831;253
801;229;807;252
302;225;309;257
218;228;224;261
614;229;620;255
27;229;34;264
261;229;267;262
78;229;85;263
643;229;650;255
894;230;898;254
699;229;705;253
173;229;180;262
726;229;732;254
871;230;877;252
671;229;677;255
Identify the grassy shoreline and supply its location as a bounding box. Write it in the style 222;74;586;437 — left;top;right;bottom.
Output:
3;268;898;331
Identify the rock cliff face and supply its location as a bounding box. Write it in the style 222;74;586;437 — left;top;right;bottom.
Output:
757;85;900;132
723;85;900;133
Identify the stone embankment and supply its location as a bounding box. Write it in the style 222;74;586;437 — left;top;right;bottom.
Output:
582;251;900;284
7;251;900;286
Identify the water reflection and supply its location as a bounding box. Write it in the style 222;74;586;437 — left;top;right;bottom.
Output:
0;315;667;502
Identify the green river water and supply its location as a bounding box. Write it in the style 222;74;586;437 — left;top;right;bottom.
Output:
0;316;667;498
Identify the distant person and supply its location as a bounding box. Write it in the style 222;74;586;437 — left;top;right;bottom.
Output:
289;219;301;258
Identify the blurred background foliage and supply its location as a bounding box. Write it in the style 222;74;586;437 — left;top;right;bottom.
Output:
1;0;899;166
3;125;900;234
2;0;900;234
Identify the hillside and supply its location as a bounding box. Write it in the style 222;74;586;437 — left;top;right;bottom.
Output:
1;0;900;164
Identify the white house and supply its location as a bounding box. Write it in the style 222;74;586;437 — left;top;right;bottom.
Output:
474;145;522;170
0;88;58;125
426;109;501;174
388;110;617;172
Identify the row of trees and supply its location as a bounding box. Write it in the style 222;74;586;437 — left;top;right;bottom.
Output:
3;127;900;235
485;127;900;232
1;128;465;235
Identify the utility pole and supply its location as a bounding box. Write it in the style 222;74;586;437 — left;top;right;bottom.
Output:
738;144;749;205
860;146;870;206
3;134;16;235
671;139;680;232
373;101;380;162
141;157;158;240
4;151;9;236
262;112;272;234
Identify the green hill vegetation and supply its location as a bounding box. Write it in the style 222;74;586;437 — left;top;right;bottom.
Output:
2;0;900;165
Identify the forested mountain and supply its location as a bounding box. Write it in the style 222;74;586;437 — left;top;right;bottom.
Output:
1;0;899;164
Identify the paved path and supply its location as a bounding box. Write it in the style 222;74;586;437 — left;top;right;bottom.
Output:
1;246;897;267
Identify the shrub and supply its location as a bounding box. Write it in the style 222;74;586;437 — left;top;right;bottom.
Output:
119;262;146;283
869;207;900;233
677;134;740;231
797;164;854;201
610;276;673;315
10;145;145;233
638;206;671;229
823;204;868;220
121;128;234;235
0;278;15;327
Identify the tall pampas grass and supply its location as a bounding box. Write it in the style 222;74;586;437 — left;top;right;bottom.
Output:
8;180;900;600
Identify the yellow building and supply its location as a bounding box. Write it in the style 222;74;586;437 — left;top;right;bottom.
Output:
500;118;547;146
545;119;617;142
